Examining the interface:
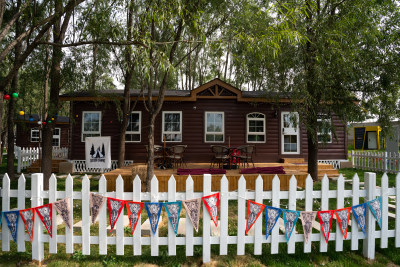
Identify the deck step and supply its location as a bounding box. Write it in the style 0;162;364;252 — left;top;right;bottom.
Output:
282;158;305;163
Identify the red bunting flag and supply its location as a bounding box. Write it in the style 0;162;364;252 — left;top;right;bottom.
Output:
202;193;220;227
107;197;125;231
125;201;144;235
19;208;35;242
35;203;53;238
334;207;351;239
317;210;334;244
246;200;265;234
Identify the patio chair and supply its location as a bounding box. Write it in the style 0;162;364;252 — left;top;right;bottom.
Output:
167;145;187;169
210;145;230;168
236;145;255;168
144;145;164;166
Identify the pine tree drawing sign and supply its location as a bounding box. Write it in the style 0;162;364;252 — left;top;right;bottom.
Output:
85;137;112;169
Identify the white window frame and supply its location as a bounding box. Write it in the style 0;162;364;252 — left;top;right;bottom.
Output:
281;111;300;154
31;129;40;142
161;111;182;142
246;112;266;143
52;128;61;147
205;111;225;143
317;117;332;143
126;111;142;143
81;111;102;142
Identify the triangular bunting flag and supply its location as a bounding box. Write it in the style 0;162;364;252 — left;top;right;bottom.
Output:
283;209;300;243
367;197;382;228
164;201;182;235
107;197;125;231
54;198;72;230
317;210;334;244
300;211;317;244
351;203;367;235
182;198;201;232
19;208;35;243
246;200;265;234
125;201;144;235
90;193;106;224
144;202;163;235
36;203;53;238
334;207;351;239
265;206;282;239
4;211;19;243
202;192;219;227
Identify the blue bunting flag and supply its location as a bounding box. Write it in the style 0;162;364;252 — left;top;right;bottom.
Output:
145;202;163;236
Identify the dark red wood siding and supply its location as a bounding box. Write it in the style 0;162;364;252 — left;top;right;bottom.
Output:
70;99;347;162
16;122;69;148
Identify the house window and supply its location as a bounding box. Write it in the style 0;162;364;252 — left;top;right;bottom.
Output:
31;129;40;142
247;113;265;143
281;112;300;154
82;111;101;142
52;128;61;147
126;111;141;142
162;111;182;142
205;112;224;142
317;117;332;143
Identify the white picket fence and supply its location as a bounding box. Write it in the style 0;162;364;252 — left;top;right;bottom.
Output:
1;172;400;263
72;160;134;173
351;150;400;173
15;146;69;173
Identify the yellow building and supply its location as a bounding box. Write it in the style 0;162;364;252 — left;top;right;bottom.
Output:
354;126;382;150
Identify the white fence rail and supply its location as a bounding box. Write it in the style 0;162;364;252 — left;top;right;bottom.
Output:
15;147;69;173
72;160;134;173
351;151;400;173
1;172;399;263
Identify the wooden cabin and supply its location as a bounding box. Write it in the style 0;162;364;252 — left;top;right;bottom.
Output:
60;78;348;163
16;114;70;148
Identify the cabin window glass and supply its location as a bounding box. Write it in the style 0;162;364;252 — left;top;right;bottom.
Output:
126;111;141;142
82;111;101;142
162;111;182;142
52;128;61;147
247;113;265;143
205;112;224;142
281;112;300;154
317;117;332;143
31;129;40;142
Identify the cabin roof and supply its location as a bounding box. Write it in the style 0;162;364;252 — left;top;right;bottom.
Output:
59;78;288;103
16;114;69;123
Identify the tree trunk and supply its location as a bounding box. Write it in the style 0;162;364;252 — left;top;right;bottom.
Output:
307;131;319;181
68;100;73;159
43;29;51;119
145;114;156;192
6;97;15;179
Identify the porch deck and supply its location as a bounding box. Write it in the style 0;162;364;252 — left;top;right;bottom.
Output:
103;162;338;192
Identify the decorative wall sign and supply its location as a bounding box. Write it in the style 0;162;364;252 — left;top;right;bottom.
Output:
202;193;220;227
126;201;144;235
36;204;53;238
245;200;265;234
19;208;35;242
164;201;182;235
283;209;300;243
54;198;72;230
317;210;334;244
367;197;382;228
107;197;125;231
3;211;19;243
145;202;163;236
85;136;111;169
351;203;367;234
265;206;282;239
90;193;106;224
182;198;201;232
335;207;351;239
300;211;317;244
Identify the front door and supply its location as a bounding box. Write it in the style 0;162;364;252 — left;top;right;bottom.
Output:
281;112;300;154
367;132;377;149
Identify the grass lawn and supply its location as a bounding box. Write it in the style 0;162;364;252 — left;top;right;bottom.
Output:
1;168;400;266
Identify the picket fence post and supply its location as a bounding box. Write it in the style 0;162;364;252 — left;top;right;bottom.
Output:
237;175;246;255
351;173;360;250
335;174;344;251
363;172;376;259
384;152;388;173
82;175;91;255
99;175;107;255
133;175;142;255
381;173;388;248
17;174;26;252
202;173;212;263
220;175;229;255
254;175;263;255
167;175;177;256
49;174;58;254
65;174;74;253
2;174;10;251
150;175;159;256
116;175;125;255
288;175;297;254
185;175;194;256
320;175;329;252
31;173;44;262
351;150;354;168
396;173;400;247
271;175;280;254
304;174;313;253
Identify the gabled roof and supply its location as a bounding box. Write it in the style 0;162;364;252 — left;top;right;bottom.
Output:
59;78;289;103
